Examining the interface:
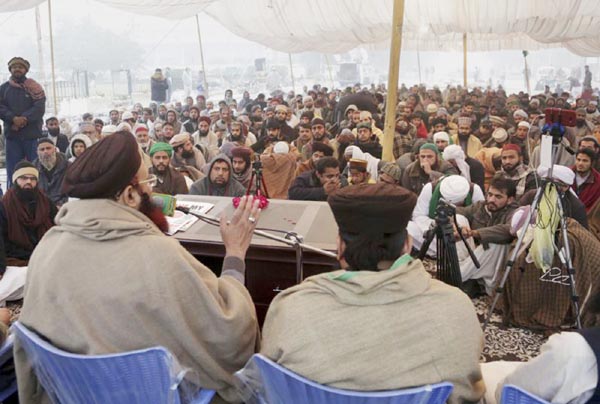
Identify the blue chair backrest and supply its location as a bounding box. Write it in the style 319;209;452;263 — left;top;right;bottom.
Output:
12;321;212;404
249;354;453;404
0;334;17;401
501;385;551;404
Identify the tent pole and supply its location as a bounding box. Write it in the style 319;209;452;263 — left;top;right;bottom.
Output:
47;0;58;114
417;34;422;84
288;53;296;93
382;0;405;162
463;32;467;88
325;54;334;89
35;6;46;84
523;50;531;94
195;14;209;98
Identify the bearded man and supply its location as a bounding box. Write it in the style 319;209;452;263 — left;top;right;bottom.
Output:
15;131;261;403
0;161;56;273
44;117;69;153
192;116;219;161
189;154;246;197
148;142;188;196
33;138;69;206
0;57;46;187
231;146;254;191
451;116;483;158
572;148;600;212
393;118;415;159
401;143;458;195
499;144;537;201
170;133;206;182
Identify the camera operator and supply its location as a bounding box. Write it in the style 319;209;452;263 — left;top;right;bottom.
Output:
408;175;484;259
456;175;520;296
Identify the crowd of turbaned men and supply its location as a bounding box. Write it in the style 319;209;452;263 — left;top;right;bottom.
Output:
0;56;599;403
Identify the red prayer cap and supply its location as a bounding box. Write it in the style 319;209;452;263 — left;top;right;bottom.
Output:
502;144;521;154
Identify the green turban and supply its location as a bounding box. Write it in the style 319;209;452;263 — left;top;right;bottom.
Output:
149;142;173;157
419;143;439;154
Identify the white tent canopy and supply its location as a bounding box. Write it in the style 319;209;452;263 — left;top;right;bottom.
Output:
4;0;600;55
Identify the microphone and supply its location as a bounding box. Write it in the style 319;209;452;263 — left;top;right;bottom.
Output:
151;193;176;216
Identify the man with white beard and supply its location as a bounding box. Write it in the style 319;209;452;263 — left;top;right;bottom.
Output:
32;138;69;206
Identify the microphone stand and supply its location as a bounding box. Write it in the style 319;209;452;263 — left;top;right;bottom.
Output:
177;207;338;285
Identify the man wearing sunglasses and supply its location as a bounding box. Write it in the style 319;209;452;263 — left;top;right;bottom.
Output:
15;131;262;403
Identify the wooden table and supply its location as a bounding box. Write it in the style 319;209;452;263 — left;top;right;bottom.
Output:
173;195;339;324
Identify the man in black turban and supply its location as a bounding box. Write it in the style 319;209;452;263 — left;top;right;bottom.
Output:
260;182;486;403
16;131;263;403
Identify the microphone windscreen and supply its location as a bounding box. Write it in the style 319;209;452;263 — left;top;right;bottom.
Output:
151;193;176;216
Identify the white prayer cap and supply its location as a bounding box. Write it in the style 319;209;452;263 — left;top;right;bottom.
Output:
344;145;365;159
536;164;575;186
440;175;470;204
492;128;508;142
517;121;531;129
121;111;134;120
442;144;465;161
426;103;438;114
433;131;450;142
513;109;528;119
303;96;313;103
273;141;290;154
115;122;132;133
101;124;118;136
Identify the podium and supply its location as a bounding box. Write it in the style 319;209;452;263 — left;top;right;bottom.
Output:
174;195;339;324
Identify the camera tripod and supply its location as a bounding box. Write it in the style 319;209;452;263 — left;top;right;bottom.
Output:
484;131;581;330
415;199;480;288
248;157;270;199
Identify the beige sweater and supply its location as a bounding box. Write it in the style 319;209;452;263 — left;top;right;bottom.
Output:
261;256;485;403
15;199;259;403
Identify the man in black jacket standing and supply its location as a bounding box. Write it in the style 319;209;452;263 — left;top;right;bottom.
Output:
0;57;46;187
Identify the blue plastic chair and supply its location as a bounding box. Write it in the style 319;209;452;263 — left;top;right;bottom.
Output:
12;322;215;404
237;353;453;404
500;385;551;404
0;334;17;401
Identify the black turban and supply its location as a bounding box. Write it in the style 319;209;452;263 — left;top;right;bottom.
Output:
328;183;417;235
62;131;142;199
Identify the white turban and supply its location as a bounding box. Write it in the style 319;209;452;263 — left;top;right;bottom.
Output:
514;109;528;119
273;141;290;154
115;122;132;133
440;175;471;204
492;128;508;142
517;121;531;129
536;164;575;186
344;145;364;159
442;145;471;182
433;131;450;142
101;124;118;136
303;96;313;103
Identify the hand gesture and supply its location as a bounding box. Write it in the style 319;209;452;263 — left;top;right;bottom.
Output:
220;196;261;258
323;179;341;195
421;160;432;175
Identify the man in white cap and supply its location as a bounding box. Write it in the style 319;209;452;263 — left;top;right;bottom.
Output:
407;174;484;258
121;111;136;129
433;131;450;152
520;164;588;229
509;121;536;165
586;100;599;122
299;95;322;119
260;141;298;199
451;116;482;158
443;145;485;191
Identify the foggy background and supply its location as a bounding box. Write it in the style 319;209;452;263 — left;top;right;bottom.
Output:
0;0;597;115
